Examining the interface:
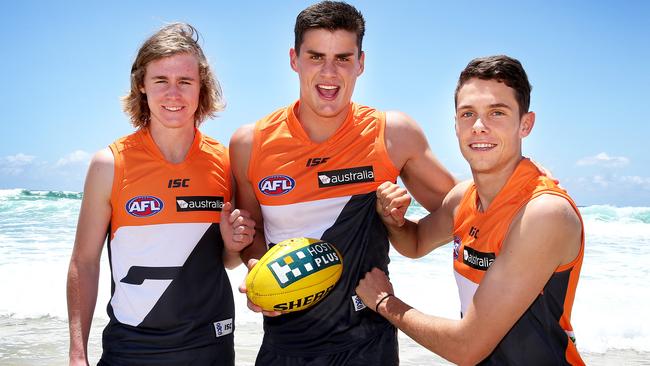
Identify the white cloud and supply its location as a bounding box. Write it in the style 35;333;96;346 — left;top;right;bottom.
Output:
0;153;37;175
4;153;36;164
0;151;89;190
576;152;629;167
592;175;610;188
575;174;650;191
55;150;91;167
620;176;650;190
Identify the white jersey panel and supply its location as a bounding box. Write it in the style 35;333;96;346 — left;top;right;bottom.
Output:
110;223;210;326
260;196;351;246
454;269;479;316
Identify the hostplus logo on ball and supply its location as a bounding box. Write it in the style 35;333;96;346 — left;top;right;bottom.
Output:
268;241;341;288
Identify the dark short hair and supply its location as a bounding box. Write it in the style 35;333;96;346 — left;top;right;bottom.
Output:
294;1;365;57
455;55;532;116
122;23;224;128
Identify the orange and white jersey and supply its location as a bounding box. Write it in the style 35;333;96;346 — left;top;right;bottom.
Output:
453;158;585;365
103;128;235;360
248;101;399;355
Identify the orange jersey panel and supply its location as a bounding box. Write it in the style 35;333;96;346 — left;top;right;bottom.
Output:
110;128;231;231
248;101;399;206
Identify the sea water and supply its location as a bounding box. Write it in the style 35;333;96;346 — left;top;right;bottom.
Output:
1;189;649;364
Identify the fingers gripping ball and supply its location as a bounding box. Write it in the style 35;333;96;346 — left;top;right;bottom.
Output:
246;237;343;313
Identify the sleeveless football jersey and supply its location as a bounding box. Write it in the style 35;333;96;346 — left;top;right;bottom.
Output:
453;158;585;365
101;128;235;364
248;101;400;355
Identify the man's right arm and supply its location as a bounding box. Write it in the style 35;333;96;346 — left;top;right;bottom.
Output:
67;148;114;366
229;124;282;316
377;180;471;258
229;124;267;264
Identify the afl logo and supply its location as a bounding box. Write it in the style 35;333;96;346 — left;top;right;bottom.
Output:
258;175;295;196
126;196;164;217
453;236;461;260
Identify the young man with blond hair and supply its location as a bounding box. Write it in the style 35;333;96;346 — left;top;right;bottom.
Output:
67;23;254;365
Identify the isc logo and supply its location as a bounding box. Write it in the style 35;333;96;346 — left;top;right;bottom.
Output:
213;318;233;338
306;157;329;167
258;175;295;196
168;178;190;188
125;196;164;217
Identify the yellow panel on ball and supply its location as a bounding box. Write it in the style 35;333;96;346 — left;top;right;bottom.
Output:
245;237;343;313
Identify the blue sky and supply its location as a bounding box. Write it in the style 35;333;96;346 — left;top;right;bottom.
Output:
1;0;649;206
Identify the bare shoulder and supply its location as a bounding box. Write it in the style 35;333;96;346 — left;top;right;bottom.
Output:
82;148;115;203
444;179;473;213
384;110;429;169
385;110;425;136
524;194;581;229
229;123;255;149
517;194;582;264
229;123;256;170
92;147;114;165
88;148;114;180
449;179;473;199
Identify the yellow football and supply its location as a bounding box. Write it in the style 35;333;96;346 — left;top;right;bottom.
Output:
245;237;343;313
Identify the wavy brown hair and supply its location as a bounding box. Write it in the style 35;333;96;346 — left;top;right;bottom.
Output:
122;23;224;128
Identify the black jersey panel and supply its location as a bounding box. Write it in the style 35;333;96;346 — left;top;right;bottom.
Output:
262;192;395;355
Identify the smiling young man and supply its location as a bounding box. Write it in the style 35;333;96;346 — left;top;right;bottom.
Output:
355;55;585;365
229;1;454;365
66;23;254;366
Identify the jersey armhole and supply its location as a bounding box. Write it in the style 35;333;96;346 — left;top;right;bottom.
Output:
223;146;233;203
246;121;262;187
376;110;401;180
540;191;585;272
518;190;585;272
108;143;123;214
452;184;476;229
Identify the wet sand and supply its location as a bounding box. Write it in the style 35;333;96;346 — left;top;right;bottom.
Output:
1;316;647;365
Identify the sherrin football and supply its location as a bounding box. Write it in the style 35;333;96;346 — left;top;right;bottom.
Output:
245;237;343;313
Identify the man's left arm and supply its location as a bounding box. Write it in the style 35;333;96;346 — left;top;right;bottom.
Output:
384;111;456;213
357;194;582;365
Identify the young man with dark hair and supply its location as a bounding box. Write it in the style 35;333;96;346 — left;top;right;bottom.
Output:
356;55;585;365
230;1;455;365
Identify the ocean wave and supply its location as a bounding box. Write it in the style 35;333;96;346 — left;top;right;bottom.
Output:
405;201;650;225
0;188;82;201
579;204;650;224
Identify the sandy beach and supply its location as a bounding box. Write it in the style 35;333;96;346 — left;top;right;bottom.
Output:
1;315;649;365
